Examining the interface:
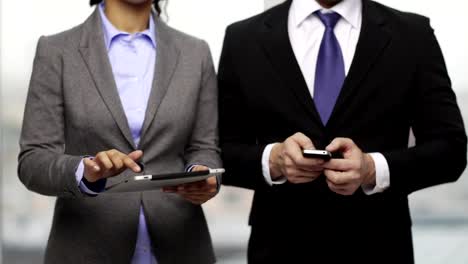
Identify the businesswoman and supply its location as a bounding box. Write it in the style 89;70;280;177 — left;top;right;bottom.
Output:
18;0;221;263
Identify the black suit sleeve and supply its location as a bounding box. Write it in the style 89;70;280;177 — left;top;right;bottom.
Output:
218;27;268;190
383;19;467;195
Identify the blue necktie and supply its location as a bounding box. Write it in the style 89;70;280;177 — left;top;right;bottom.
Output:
314;12;345;124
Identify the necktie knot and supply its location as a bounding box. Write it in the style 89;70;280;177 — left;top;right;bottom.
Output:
315;11;341;29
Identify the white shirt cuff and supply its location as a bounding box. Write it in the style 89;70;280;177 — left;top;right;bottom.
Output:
362;153;390;195
187;164;221;191
75;159;99;195
262;143;287;186
186;164;198;172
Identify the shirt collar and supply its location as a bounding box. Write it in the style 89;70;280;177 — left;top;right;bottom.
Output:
98;2;156;50
291;0;362;29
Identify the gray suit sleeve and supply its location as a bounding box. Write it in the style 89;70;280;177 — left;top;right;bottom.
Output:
184;40;222;174
17;36;84;198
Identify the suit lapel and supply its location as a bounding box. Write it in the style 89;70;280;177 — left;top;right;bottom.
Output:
328;0;391;126
78;9;136;149
139;17;180;147
259;0;324;128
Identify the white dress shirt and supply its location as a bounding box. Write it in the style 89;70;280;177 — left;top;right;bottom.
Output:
261;0;390;194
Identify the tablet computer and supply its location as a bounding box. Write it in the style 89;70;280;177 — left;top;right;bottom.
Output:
103;168;225;193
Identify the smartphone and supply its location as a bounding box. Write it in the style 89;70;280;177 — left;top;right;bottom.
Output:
302;149;332;161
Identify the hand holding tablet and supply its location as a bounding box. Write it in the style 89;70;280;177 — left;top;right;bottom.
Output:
162;165;221;204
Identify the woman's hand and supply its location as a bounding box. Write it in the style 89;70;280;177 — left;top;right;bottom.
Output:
84;149;143;182
163;165;219;205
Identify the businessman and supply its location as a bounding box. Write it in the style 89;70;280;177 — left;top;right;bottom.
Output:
218;0;467;263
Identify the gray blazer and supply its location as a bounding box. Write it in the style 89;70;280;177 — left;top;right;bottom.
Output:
18;7;221;264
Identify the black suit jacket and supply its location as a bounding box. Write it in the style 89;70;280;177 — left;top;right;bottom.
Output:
218;1;467;263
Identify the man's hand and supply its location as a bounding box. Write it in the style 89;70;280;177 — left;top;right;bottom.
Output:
323;138;376;195
163;165;218;205
83;149;143;182
269;132;325;184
